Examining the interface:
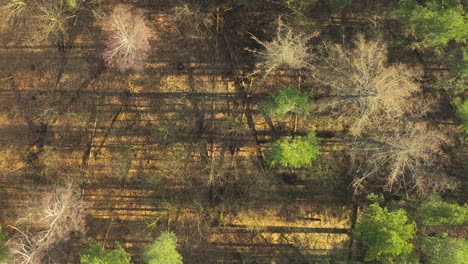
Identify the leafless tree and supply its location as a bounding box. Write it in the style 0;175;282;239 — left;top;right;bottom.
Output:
7;184;85;264
103;4;152;72
31;0;75;43
353;122;459;194
247;19;318;79
0;0;26;30
312;35;422;136
172;4;207;40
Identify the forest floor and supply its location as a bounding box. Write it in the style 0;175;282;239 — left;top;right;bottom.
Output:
0;0;459;263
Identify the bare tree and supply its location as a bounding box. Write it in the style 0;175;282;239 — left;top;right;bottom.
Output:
7;184;85;264
0;0;26;31
172;4;207;40
313;35;422;136
103;4;152;72
247;19;318;79
31;0;75;43
353;122;459;194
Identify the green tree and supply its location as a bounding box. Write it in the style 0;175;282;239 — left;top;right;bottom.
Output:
267;131;320;168
142;231;183;264
418;235;468;264
392;0;468;49
0;225;9;263
80;239;132;264
260;87;313;119
354;203;416;262
416;194;467;227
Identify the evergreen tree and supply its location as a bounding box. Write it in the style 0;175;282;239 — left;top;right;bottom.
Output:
260;87;313;119
392;0;468;49
267;131;320;168
416;194;467;227
418;235;468;264
142;232;183;264
80;239;132;264
354;203;416;262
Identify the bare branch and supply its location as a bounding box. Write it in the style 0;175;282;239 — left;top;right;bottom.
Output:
313;35;422;136
103;5;152;72
7;184;85;264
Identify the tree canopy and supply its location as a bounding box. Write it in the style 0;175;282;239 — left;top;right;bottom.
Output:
418;235;468;264
142;231;183;264
267;131;320;168
354;203;416;262
416;194;467;227
392;0;468;49
80;239;132;264
260;87;313;119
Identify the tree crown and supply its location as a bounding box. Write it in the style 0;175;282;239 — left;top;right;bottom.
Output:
416;194;467;227
267;131;320;168
142;231;183;264
80;239;132;264
354;203;416;262
260;87;313;119
392;0;468;49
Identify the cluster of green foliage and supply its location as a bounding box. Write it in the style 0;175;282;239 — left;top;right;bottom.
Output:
392;0;468;49
355;194;468;263
454;97;468;133
260;87;313;119
80;239;132;264
416;194;467;226
354;203;416;262
0;225;9;263
267;131;320;168
142;231;183;264
66;0;77;8
418;235;468;264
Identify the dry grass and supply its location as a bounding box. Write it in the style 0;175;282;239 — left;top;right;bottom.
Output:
0;146;26;176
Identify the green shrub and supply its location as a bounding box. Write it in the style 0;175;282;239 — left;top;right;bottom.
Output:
392;0;468;49
454;97;468;133
142;231;183;264
416;194;467;226
354;203;416;262
0;225;9;263
418;235;468;264
66;0;77;8
80;239;131;264
260;87;313;119
267;131;320;168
